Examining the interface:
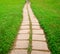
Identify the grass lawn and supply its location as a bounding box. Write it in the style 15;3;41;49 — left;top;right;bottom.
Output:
0;0;25;54
30;0;60;54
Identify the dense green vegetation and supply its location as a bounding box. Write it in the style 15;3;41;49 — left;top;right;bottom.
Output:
0;0;25;54
30;0;60;54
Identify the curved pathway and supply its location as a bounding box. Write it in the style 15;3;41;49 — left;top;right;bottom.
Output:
10;2;51;54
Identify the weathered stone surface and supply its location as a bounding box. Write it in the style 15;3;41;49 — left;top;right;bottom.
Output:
17;34;29;40
32;26;41;29
20;26;30;29
15;41;29;48
11;50;27;54
31;51;51;54
31;19;38;23
32;34;46;41
18;30;30;34
23;19;29;22
32;41;49;50
23;17;28;20
28;3;38;23
22;21;29;23
23;3;29;20
32;30;44;34
32;23;39;26
22;22;29;26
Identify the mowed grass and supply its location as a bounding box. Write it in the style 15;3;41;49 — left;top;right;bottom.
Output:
0;0;25;54
30;0;60;54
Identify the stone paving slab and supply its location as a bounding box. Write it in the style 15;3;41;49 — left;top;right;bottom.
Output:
11;50;27;54
32;30;44;34
30;17;38;21
31;51;50;54
28;3;38;22
32;34;46;41
20;25;30;29
31;19;38;23
31;20;38;23
17;34;29;40
32;41;49;51
15;41;29;49
22;21;29;23
18;30;30;34
30;10;40;24
23;7;29;19
23;16;29;19
22;22;29;26
32;23;40;26
32;26;41;29
23;18;29;21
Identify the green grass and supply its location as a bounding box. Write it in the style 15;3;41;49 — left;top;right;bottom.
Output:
30;0;60;54
0;0;25;54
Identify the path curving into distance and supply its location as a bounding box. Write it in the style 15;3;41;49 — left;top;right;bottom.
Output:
10;2;51;54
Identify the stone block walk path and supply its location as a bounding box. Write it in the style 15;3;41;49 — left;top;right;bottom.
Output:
10;2;51;54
